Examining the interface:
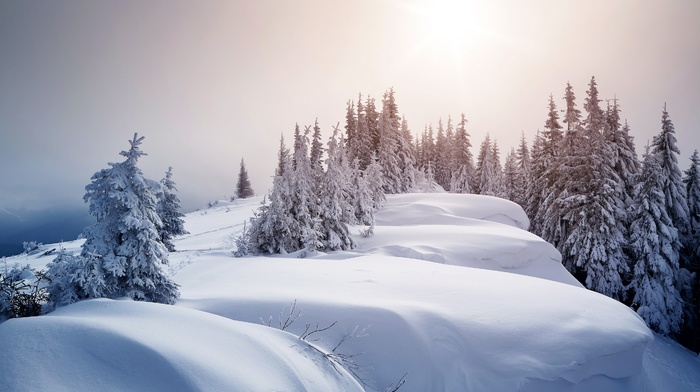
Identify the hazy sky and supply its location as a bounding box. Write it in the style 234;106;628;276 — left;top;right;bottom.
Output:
1;0;699;215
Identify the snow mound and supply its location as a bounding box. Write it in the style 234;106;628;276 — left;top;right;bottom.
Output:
0;299;363;392
376;193;530;230
176;255;652;392
360;193;578;286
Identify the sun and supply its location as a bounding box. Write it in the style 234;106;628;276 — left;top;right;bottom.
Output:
407;0;484;54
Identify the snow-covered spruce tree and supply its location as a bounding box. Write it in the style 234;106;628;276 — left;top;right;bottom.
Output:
78;133;179;304
291;127;323;253
503;148;519;203
377;93;403;194
537;94;565;247
450;114;473;194
353;95;373;171
680;149;700;350
317;125;356;251
651;104;691;248
685;150;700;263
434;118;451;190
559;77;629;299
350;158;376;226
473;133;491;195
629;151;684;335
158;167;188;252
275;133;290;177
345;99;357;162
397;116;417;192
365;95;380;155
605;98;640;205
236;158;255;199
512;131;530;207
365;151;386;211
524;131;545;236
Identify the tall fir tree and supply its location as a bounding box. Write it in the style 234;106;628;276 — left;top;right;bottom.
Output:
450;114;473;194
236;158;255;199
512;131;530;207
60;133;180;304
629;151;684;335
650;104;691;247
377;92;403;194
503;148;519;203
681;150;700;350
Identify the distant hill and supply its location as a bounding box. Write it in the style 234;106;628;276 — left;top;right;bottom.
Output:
0;207;92;257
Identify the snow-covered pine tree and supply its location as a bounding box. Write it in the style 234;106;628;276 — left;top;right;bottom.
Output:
512;131;530;207
434;118;451;190
317;125;356;251
629;150;684;335
473;134;491;195
365;151;386;211
538;94;565;248
524;131;545;235
158;167;188;252
560;78;629;299
351;158;375;226
79;133;179;304
291;126;322;253
685;150;700;263
605;98;640;205
345;99;357;162
378;92;403;194
365;95;380;155
503;148;519;203
397;116;417;192
450;114;473;194
236;158;255;199
650;104;691;248
309;119;324;176
680;149;700;350
276;133;290;177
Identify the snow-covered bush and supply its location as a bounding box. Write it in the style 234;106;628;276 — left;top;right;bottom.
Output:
0;264;50;319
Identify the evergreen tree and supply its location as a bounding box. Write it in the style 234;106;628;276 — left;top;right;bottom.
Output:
309;119;324;175
354;95;373;170
681;150;700;350
503;148;519;203
291;127;322;253
158;167;188;252
525;131;545;235
275;133;289;177
512;132;530;207
538;94;566;248
450;114;473;194
365;152;386;212
377;92;403;194
366;95;380;155
345;99;357;161
236;158;255;199
434;118;451;190
559;80;629;299
398;116;417;192
473;134;491;195
74;133;179;304
650;104;690;246
317;125;356;251
605;98;640;204
629;151;684;335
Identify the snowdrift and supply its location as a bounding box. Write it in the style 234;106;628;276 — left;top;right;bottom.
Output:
3;193;699;392
0;299;363;392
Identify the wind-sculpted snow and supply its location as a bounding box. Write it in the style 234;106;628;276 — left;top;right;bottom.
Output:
0;299;363;392
176;256;652;392
362;193;579;286
3;194;699;392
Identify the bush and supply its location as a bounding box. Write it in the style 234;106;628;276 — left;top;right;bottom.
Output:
0;264;50;319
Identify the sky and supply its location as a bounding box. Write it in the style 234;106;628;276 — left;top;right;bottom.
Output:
1;0;699;219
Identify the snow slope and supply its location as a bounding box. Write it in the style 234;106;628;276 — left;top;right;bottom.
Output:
2;193;699;392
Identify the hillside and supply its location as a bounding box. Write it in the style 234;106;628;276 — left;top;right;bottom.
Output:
1;193;699;391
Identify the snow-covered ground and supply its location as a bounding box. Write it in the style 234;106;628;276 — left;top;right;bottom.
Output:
2;193;699;391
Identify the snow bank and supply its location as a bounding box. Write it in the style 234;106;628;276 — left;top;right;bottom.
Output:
0;299;363;392
361;193;579;286
176;255;652;392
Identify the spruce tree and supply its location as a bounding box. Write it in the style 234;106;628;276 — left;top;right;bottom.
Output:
503;148;519;203
158;167;188;252
78;133;179;304
681;150;700;350
236;158;255;199
629;151;684;335
450;114;473;194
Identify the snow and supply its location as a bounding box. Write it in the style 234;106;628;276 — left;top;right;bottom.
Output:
2;193;700;391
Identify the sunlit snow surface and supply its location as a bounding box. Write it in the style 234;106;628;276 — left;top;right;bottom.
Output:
2;193;699;392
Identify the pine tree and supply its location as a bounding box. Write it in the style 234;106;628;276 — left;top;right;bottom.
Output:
397;116;417;192
345;100;357;161
317;125;356;251
685;150;700;262
291;127;322;253
605;98;640;204
525;131;545;235
474;134;491;195
681;150;700;350
236;158;255;199
365;152;386;211
434;118;451;190
77;133;179;304
366;95;380;155
650;104;691;247
538;94;565;248
450;114;473;194
560;81;629;299
629;151;684;335
354;95;373;170
275;133;289;177
309;119;324;175
158;167;188;252
377;92;403;194
503;148;519;203
513;132;530;207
